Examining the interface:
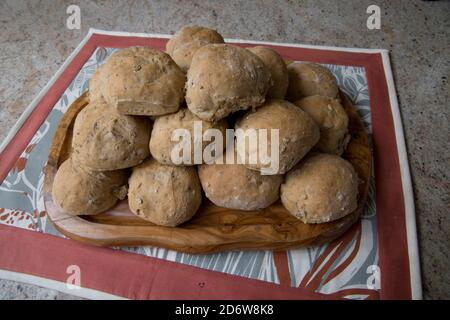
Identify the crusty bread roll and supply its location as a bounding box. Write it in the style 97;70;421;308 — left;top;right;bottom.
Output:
89;47;186;116
235;99;320;174
128;158;202;227
150;108;227;165
286;62;338;101
294;95;350;155
72;100;151;171
248;46;289;99
52;158;128;216
198;149;283;211
166;25;225;72
186;44;272;121
88;63;106;102
281;153;358;223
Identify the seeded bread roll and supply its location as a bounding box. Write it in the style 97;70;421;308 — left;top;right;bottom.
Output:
128;158;202;227
281;153;358;223
198;149;283;211
88;63;106;102
294;95;350;155
52;158;128;216
186;44;272;121
235;99;320;174
150;108;228;165
248;46;289;99
166;25;225;72
72;100;151;171
286;62;338;101
89;46;186;116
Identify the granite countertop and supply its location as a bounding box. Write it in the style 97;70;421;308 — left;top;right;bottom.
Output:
0;0;448;299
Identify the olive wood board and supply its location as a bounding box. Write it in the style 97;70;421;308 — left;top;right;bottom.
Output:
44;91;371;254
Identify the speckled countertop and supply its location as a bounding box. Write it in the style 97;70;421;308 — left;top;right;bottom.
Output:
0;0;448;299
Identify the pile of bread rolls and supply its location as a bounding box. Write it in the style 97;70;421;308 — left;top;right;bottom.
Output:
52;25;359;227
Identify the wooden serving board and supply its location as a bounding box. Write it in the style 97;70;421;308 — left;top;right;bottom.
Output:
44;91;371;254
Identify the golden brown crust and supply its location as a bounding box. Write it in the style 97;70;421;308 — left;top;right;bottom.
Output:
88;63;106;102
186;44;272;121
166;26;225;72
72;100;151;171
52;158;129;216
150;108;228;165
281;153;358;223
248;46;289;99
286;62;338;101
294;95;350;155
198;149;283;211
128;158;202;226
90;47;186;116
235;99;320;174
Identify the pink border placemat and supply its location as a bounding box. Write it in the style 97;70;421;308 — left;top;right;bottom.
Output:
0;29;421;300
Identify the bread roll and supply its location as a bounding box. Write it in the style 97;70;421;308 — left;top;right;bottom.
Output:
89;46;186;116
150;108;227;165
235;99;320;174
166;25;224;72
281;153;358;223
72;100;151;171
286;62;338;101
52;158;128;216
198;149;283;211
186;44;271;121
128;158;202;227
294;95;350;155
248;46;288;99
88;63;106;102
